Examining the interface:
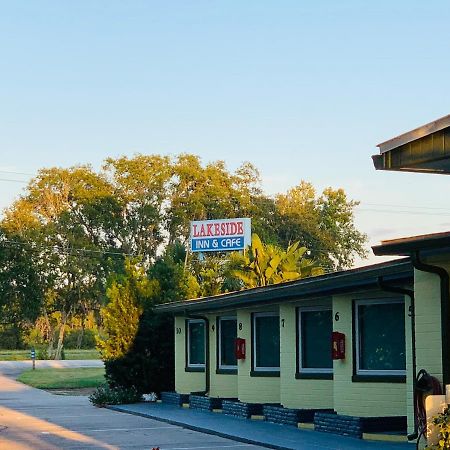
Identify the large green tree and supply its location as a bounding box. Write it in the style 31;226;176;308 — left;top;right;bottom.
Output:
0;153;367;355
274;182;367;270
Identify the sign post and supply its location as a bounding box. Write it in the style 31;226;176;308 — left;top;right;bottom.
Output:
190;218;251;253
31;347;36;370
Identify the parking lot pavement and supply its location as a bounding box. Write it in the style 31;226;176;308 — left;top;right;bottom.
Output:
0;373;264;450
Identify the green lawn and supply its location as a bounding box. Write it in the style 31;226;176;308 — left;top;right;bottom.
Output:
0;349;100;361
17;367;106;389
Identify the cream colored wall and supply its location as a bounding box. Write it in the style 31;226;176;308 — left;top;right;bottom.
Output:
236;307;281;404
174;316;206;394
280;301;333;409
332;292;408;417
413;268;443;381
407;262;448;434
174;286;412;419
207;313;238;399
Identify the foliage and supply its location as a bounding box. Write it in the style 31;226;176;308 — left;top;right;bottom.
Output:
97;259;159;360
0;231;43;329
230;233;323;288
64;329;97;349
89;384;142;407
426;406;450;449
104;309;175;395
37;347;49;360
274;182;367;270
0;326;23;349
0;153;367;354
147;242;200;304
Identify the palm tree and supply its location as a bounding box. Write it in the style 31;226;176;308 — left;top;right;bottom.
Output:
229;233;323;288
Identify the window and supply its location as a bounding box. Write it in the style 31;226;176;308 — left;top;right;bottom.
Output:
298;307;333;374
355;299;406;376
252;312;280;372
186;319;205;370
218;317;237;370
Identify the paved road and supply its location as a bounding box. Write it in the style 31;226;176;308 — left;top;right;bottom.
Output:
0;368;263;450
0;360;104;378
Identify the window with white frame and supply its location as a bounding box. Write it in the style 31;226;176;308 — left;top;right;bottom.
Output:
218;316;237;370
252;312;280;371
187;319;205;369
354;299;406;376
298;307;333;374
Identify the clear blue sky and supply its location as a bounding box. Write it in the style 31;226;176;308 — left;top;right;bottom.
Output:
2;0;450;266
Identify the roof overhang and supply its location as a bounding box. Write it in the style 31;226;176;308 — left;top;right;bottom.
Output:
373;231;450;256
155;259;413;314
372;114;450;174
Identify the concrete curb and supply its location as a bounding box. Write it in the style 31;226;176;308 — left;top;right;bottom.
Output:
107;405;285;450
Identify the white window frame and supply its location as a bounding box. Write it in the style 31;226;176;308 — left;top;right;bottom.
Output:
298;306;333;374
354;298;406;377
252;312;280;372
218;316;238;370
187;319;205;369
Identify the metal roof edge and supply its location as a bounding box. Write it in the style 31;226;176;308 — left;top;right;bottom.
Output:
377;114;450;154
373;233;450;256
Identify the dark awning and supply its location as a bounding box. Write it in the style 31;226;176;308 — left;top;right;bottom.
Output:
372;114;450;174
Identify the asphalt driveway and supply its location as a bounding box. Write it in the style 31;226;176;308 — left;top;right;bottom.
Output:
0;364;262;450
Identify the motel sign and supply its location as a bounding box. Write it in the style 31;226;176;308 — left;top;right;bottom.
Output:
190;218;251;252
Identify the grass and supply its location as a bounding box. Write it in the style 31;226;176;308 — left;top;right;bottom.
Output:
17;367;106;389
0;349;100;361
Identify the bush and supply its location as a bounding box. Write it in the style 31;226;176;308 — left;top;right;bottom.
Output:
64;329;97;349
103;309;174;395
89;384;142;407
426;406;450;449
37;347;49;360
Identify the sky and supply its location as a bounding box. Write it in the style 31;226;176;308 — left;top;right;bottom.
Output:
1;0;450;267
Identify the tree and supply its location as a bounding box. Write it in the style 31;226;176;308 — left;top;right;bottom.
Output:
104;308;175;394
0;231;44;347
275;182;367;270
147;242;200;304
99;251;192;394
166;155;262;243
0;153;367;354
230;233;323;288
97;259;159;360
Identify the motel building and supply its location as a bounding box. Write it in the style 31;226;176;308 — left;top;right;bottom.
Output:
155;115;450;444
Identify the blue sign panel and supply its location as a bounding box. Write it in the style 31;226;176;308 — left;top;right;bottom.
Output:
191;236;244;252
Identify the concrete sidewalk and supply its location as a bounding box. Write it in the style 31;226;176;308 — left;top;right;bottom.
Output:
109;402;411;450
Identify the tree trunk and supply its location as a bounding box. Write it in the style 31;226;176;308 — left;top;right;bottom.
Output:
45;312;55;357
54;308;71;360
54;323;66;360
76;324;84;349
